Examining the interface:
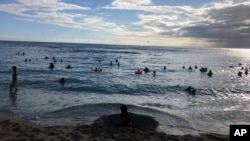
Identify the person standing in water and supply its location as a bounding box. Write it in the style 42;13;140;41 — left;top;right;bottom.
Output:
10;66;18;93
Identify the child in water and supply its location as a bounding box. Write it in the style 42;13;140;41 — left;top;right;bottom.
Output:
10;66;17;93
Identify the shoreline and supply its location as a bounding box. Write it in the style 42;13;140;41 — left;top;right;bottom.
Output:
0;114;229;141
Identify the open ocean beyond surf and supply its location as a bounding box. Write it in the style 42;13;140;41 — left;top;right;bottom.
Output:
0;40;250;135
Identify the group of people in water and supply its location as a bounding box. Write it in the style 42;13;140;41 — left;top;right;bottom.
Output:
237;63;249;77
11;51;249;94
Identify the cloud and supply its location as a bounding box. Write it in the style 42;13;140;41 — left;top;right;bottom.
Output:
0;0;89;27
0;0;90;15
176;2;250;47
105;0;250;47
0;0;125;33
109;0;152;9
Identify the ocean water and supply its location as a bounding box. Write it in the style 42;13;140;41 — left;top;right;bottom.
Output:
0;41;250;135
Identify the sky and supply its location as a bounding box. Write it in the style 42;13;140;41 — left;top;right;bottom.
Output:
0;0;250;48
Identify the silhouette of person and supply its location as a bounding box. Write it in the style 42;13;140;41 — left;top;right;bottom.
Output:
238;71;243;77
10;66;18;93
207;70;213;77
163;66;166;71
49;62;54;69
120;105;132;127
153;71;156;77
60;77;65;86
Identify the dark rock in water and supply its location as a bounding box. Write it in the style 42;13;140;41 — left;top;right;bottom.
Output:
93;113;159;130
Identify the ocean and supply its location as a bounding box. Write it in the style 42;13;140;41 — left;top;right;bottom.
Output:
0;40;249;135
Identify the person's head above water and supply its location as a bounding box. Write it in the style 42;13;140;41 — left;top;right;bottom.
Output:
12;66;16;71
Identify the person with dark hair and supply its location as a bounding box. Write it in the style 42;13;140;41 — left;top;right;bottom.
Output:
49;62;54;69
144;67;150;73
59;77;65;86
10;66;18;93
163;66;166;71
207;70;213;77
120;105;132;127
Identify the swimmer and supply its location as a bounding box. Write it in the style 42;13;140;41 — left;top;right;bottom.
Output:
66;65;72;69
185;86;196;95
153;71;156;76
135;70;142;75
207;70;213;77
163;66;166;71
144;67;150;73
10;66;18;93
245;69;248;75
59;77;65;86
238;71;242;77
49;62;54;69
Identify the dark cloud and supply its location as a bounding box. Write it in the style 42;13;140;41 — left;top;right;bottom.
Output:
159;3;250;48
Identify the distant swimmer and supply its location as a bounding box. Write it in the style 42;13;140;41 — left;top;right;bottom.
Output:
10;66;18;93
144;67;150;73
110;61;113;66
49;62;54;69
163;66;166;71
238;71;243;77
200;67;208;72
115;59;118;63
59;77;65;86
239;63;242;66
91;67;102;72
45;56;48;60
194;65;198;69
118;62;120;67
153;71;156;76
207;70;213;77
188;66;192;70
66;65;72;69
182;66;185;69
135;70;142;75
245;68;248;75
185;86;196;95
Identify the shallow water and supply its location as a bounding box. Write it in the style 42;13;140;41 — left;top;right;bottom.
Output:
0;41;250;135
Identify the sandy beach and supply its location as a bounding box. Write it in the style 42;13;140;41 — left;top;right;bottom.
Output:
0;113;229;141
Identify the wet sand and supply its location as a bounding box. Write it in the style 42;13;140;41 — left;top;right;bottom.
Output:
0;113;229;141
